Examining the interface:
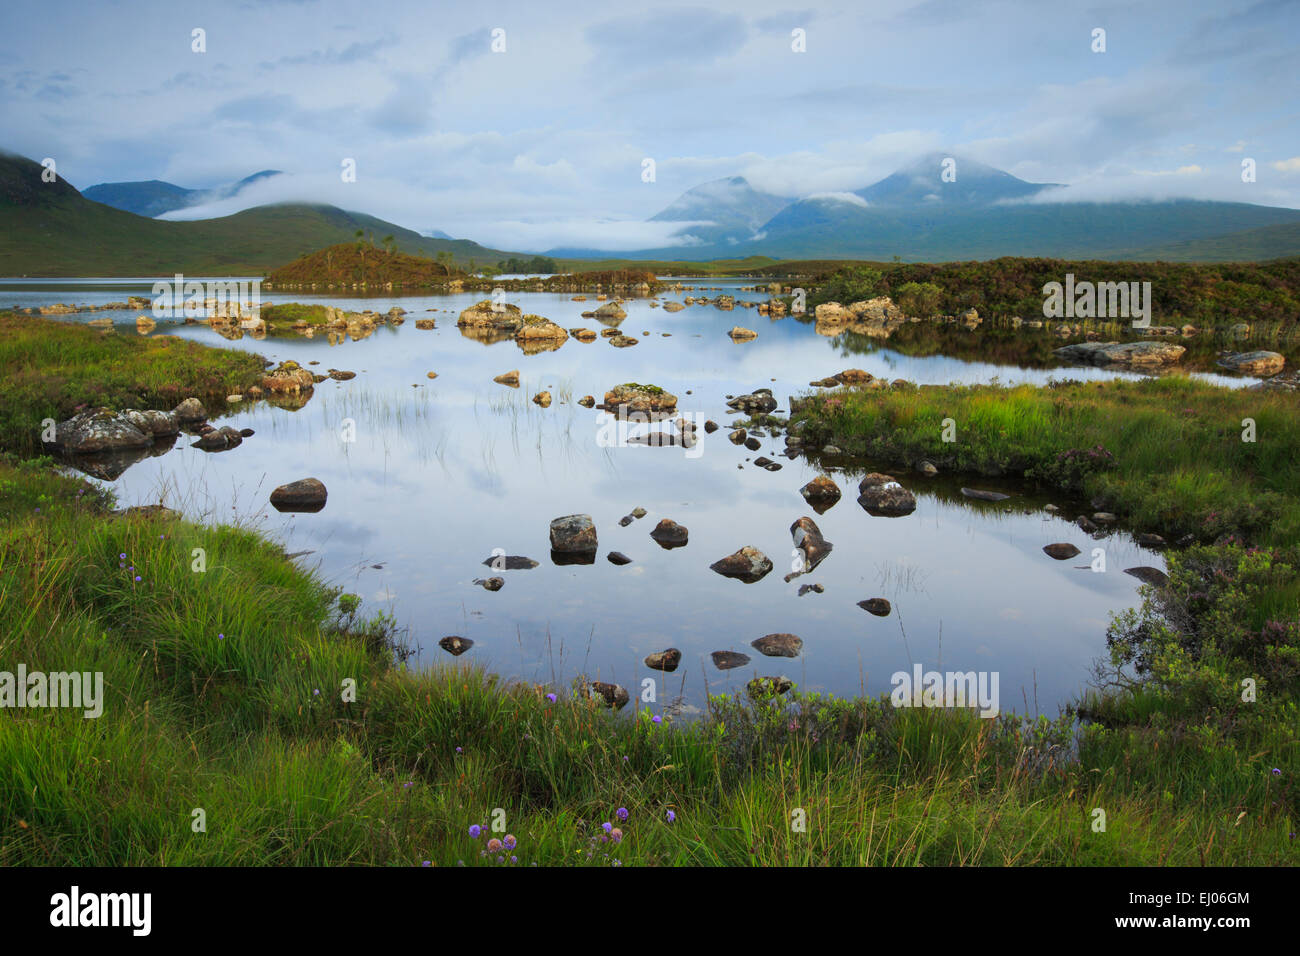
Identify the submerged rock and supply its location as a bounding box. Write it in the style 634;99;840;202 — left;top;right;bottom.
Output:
1043;543;1081;560
747;675;793;699
1124;566;1169;587
192;426;244;451
710;650;751;670
858;598;891;617
857;473;917;516
481;555;539;570
1217;350;1284;376
270;477;327;513
649;518;689;548
475;576;505;591
645;648;682;671
549;514;598;553
800;475;842;512
710;546;773;583
438;635;474;656
790;516;833;572
961;487;1010;502
1054;341;1185;369
751;633;803;658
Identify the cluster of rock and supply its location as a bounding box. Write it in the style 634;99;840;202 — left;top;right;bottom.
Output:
814;297;910;339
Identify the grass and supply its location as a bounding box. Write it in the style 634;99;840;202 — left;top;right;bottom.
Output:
0;312;267;456
0;307;1295;866
0;458;1293;865
790;374;1300;547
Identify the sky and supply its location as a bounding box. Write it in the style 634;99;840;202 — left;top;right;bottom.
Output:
2;0;1298;251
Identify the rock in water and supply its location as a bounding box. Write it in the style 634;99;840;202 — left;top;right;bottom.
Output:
710;650;751;670
52;408;154;454
710;546;773;583
475;577;505;591
549;514;597;553
1124;566;1169;587
858;598;891;617
270;478;328;513
649;518;689;548
790;516;833;572
481;555;539;570
645;648;682;671
751;633;803;658
747;676;793;699
857;473;917;516
961;487;1010;502
607;551;632;566
800;475;842;513
1043;543;1081;560
1217;351;1284;376
438;635;473;656
493;370;520;387
584;680;629;710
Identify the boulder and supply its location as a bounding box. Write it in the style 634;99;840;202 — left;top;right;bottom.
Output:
269;478;327;513
1043;543;1081;560
549;514;598;553
52;408;153;454
192;426;244;451
726;388;777;415
790;516;833;571
751;633;803;658
607;551;632;566
1054;341;1185;368
262;360;315;394
857;473;917;516
603;384;678;414
961;487;1010;502
493;370;520;387
458;299;524;331
858;598;891;617
585;680;629;710
122;409;180;438
438;635;474;656
728;326;757;341
800;475;842;511
649;518;689;548
710;651;751;670
710;546;773;583
533;391;552;408
645;648;682;671
746;675;793;699
173;397;207;423
1217;351;1284;376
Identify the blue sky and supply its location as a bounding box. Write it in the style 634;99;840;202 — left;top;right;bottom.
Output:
2;0;1297;250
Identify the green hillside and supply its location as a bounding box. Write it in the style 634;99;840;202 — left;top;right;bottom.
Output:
1114;222;1300;262
0;152;514;276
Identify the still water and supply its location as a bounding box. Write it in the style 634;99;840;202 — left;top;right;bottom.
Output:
5;277;1185;715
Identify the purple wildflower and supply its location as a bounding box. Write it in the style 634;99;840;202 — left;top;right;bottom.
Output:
616;807;628;821
469;824;481;839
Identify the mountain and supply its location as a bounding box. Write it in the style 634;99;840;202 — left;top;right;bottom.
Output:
854;152;1061;206
598;155;1300;262
0;152;513;275
648;175;791;244
80;179;202;217
82;169;285;217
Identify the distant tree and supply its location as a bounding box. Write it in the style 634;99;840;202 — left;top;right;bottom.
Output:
382;234;395;255
895;281;944;316
813;266;883;306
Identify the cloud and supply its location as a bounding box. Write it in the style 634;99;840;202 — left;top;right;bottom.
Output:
805;191;869;207
1272;157;1300;173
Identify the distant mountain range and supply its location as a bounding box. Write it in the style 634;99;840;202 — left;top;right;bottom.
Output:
550;153;1300;262
0;152;512;276
82;170;284;217
4;147;1300;275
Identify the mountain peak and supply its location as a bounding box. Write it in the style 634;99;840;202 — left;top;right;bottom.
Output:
857;154;1061;206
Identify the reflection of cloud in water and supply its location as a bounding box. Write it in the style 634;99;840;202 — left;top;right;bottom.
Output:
27;278;1177;715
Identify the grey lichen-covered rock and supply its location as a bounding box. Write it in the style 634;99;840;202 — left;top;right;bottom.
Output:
1054;341;1185;368
52;408;154;454
1217;350;1284;376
